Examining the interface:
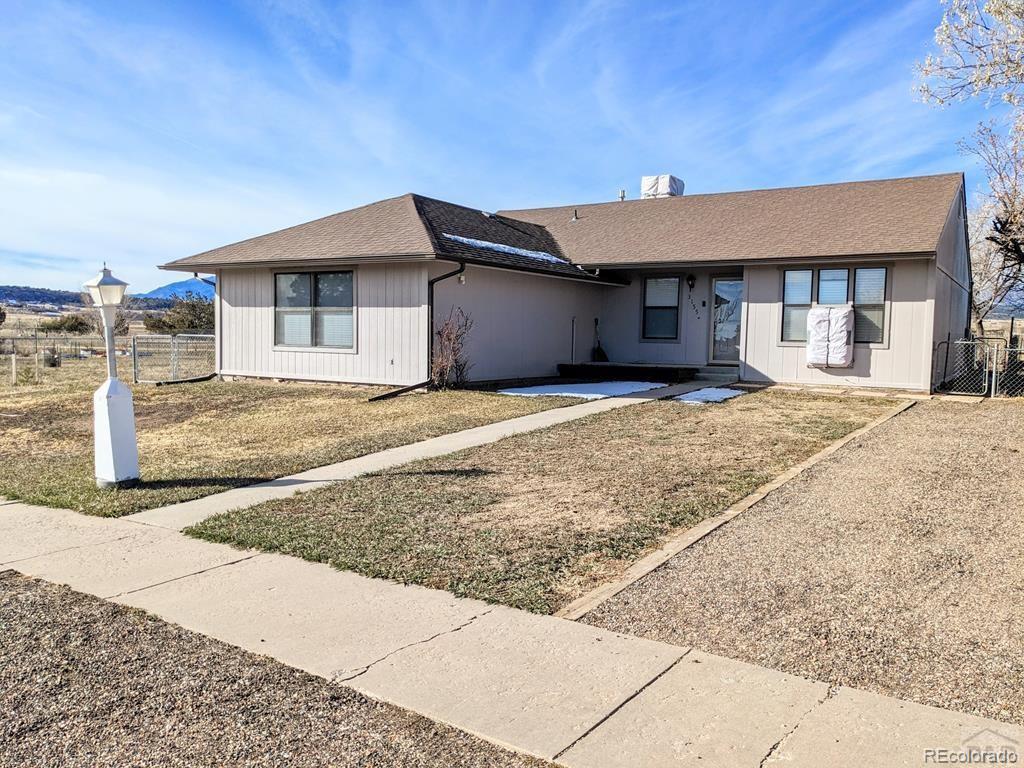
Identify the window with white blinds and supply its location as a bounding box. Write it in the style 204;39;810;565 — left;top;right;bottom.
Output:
853;267;886;343
643;277;680;339
782;269;812;342
275;271;354;349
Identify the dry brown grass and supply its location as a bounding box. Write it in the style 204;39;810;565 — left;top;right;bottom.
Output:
191;389;899;613
0;359;574;516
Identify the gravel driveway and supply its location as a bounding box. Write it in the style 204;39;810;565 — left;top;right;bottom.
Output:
0;571;546;768
582;399;1024;725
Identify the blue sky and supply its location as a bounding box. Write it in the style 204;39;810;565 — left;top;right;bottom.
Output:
0;0;997;292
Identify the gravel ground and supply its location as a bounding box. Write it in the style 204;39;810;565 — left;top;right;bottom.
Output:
0;571;547;768
582;399;1024;725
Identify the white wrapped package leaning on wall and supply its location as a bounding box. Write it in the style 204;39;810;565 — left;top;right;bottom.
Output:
806;305;854;368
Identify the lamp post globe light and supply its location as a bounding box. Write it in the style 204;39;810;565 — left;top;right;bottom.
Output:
83;266;139;488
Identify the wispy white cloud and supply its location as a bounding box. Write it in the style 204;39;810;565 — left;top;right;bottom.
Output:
0;0;994;291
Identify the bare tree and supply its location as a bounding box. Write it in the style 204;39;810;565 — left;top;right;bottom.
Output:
969;201;1024;333
919;1;1024;309
431;307;473;388
918;0;1024;107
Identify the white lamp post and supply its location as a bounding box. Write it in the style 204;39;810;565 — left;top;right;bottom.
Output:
84;266;139;488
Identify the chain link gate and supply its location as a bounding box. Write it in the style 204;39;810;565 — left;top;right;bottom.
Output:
993;342;1024;397
935;339;994;395
132;334;216;384
935;337;1024;397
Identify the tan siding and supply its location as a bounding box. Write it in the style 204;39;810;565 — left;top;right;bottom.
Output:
742;260;932;390
931;183;971;387
219;264;429;386
431;265;605;381
598;268;724;366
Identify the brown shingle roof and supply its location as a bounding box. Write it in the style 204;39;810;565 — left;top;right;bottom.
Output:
499;172;964;266
162;192;602;281
163;173;964;276
164;194;436;270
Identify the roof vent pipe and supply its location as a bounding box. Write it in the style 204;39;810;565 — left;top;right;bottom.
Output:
640;175;684;199
618;189;626;202
571;208;579;221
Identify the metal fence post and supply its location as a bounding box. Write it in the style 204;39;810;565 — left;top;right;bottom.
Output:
132;335;139;384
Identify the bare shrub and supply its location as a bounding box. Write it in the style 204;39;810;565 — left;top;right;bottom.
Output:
431;307;473;388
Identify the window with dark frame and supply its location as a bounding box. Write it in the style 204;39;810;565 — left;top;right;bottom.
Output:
275;271;354;349
853;267;886;343
642;277;680;340
781;269;812;342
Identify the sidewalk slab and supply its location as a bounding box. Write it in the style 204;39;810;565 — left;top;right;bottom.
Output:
126;381;707;531
349;604;685;760
0;503;132;564
10;523;252;598
115;552;488;681
778;686;1023;767
559;650;828;768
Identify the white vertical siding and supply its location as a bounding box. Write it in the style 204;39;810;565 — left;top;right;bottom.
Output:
742;259;933;390
431;264;606;381
219;263;429;386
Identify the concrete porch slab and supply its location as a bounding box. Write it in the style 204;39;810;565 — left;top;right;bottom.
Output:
559;650;828;768
349;604;685;760
0;503;133;565
777;686;1023;767
10;523;252;598
115;552;488;681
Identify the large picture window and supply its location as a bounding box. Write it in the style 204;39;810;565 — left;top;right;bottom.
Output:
782;269;812;342
643;277;680;340
853;267;886;343
275;271;354;349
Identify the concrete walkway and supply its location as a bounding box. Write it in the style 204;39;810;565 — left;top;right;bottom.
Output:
128;381;706;531
2;501;1019;767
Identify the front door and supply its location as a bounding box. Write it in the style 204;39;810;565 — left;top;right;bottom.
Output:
710;277;743;363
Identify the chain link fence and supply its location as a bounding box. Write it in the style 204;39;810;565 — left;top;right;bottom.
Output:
993;343;1024;397
935;339;993;395
935;336;1024;397
132;334;216;384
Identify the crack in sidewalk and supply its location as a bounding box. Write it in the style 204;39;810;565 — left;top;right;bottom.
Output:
758;684;838;767
552;648;693;761
333;608;495;683
0;533;139;568
105;553;260;599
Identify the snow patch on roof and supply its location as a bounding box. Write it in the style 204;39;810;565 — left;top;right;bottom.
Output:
442;233;566;264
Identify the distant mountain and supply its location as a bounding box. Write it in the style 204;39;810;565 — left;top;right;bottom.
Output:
0;285;84;306
136;276;215;301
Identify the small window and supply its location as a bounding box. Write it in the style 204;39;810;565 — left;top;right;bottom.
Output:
854;267;886;343
817;268;849;305
782;269;812;342
275;271;354;348
643;277;679;340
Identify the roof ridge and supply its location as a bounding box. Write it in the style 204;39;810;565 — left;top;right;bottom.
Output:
498;171;965;214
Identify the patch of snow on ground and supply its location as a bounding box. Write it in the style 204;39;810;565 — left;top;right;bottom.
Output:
674;387;746;405
497;381;666;400
442;233;566;264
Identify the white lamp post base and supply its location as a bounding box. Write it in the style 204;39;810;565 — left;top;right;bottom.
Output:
94;377;140;488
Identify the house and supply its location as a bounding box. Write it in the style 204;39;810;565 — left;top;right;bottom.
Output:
161;172;970;393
